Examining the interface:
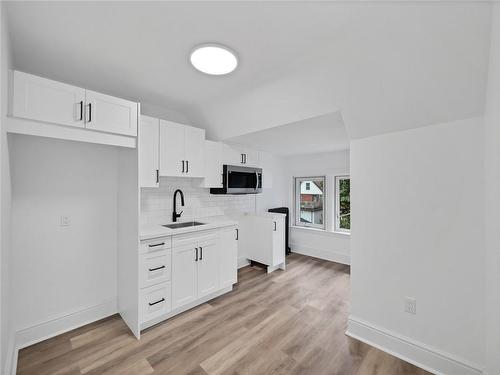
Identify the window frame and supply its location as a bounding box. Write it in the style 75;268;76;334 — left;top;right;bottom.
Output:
294;176;327;230
335;175;351;234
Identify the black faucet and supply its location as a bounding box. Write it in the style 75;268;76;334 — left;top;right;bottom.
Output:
172;189;185;222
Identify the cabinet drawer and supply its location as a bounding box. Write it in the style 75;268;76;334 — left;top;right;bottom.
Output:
140;250;171;289
140;282;171;323
172;231;217;248
140;237;172;254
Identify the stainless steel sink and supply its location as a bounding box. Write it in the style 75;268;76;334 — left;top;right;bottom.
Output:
162;221;206;229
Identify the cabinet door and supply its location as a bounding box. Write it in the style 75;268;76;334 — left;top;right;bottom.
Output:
12;71;86;128
159;120;185;177
222;144;242;165
219;228;238;288
272;218;285;267
84;90;138;136
240;147;259;167
171;243;198;309
139;116;160;188
197;237;220;298
200;140;223;188
184;126;205;177
85;90;138;136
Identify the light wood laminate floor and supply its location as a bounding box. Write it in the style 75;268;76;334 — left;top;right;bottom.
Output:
17;253;431;375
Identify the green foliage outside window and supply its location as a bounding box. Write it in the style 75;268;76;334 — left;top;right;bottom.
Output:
339;178;350;230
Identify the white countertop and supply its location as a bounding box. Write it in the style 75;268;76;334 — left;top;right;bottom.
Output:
140;215;239;241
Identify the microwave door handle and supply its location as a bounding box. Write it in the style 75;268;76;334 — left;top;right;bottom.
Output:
255;171;258;190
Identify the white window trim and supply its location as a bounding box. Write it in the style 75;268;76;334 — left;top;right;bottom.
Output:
335;175;351;234
294;176;326;230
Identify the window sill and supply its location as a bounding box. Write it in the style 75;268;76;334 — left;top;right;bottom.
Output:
290;225;351;237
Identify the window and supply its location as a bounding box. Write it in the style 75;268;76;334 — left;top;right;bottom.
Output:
294;176;326;229
335;176;351;233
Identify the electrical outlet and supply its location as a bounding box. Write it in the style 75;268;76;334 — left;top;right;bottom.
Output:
405;297;416;314
60;216;71;227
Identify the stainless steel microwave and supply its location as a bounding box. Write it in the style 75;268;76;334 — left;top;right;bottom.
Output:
210;165;262;194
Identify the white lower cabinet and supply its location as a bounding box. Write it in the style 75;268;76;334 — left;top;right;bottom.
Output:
171;241;199;309
219;227;238;288
196;236;220;298
140;282;172;323
139;225;238;329
239;213;286;273
139;249;171;289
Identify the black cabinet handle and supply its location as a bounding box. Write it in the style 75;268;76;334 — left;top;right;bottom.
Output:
182;160;185;173
241;154;244;164
186;160;189;173
149;298;165;306
156;169;159;184
149;265;166;272
87;103;92;123
148;242;165;248
199;246;203;260
236;228;239;240
79;101;83;121
273;221;277;231
195;247;198;261
244;154;247;164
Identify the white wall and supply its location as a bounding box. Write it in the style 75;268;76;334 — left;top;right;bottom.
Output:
283;150;351;264
484;4;500;375
0;4;13;373
349;117;484;374
10;135;119;345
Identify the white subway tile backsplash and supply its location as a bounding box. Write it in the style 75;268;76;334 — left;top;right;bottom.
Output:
140;177;256;224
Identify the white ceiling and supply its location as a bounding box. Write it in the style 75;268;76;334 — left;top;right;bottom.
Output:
227;111;349;156
5;1;492;143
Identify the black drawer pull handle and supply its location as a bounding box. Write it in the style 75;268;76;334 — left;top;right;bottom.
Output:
79;101;83;121
149;265;166;272
149;298;165;306
273;221;277;231
148;242;165;248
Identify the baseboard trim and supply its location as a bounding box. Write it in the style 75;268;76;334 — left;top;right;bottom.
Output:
238;257;250;269
346;316;483;375
5;332;16;375
290;243;350;265
14;298;117;350
8;298;118;374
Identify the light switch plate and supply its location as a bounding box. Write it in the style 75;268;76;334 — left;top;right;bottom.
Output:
405;297;416;314
60;216;71;226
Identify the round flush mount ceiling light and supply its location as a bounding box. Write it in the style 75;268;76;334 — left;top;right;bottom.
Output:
190;44;238;75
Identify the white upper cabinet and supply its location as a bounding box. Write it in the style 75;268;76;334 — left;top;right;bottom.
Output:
159;120;205;178
12;71;86;128
221;143;242;165
239;146;259;167
200;140;223;188
85;90;138;136
11;71;138;137
222;143;259;167
160;120;185;177
184;126;205;178
139;115;160;188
